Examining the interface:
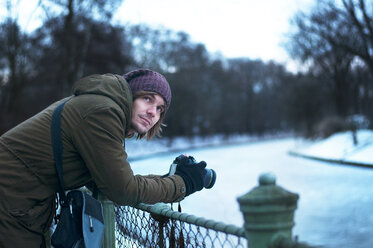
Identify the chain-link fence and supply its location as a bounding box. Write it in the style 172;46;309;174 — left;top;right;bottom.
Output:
115;203;246;248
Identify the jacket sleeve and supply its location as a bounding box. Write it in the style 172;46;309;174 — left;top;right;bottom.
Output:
70;105;186;206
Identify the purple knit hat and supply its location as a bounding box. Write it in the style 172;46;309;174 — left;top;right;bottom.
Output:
123;69;171;110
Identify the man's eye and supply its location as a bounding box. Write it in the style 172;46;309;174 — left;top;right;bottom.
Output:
144;97;150;102
157;106;164;113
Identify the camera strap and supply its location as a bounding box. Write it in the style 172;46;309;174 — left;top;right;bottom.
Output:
170;202;184;246
170;202;182;212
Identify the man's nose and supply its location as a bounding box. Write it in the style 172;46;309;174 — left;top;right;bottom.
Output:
147;106;156;116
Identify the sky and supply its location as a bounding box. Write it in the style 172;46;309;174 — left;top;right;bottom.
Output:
113;0;315;72
2;0;315;72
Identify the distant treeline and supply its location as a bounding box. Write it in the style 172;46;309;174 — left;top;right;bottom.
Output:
1;0;372;138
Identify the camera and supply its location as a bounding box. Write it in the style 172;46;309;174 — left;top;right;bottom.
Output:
202;166;216;189
168;155;216;189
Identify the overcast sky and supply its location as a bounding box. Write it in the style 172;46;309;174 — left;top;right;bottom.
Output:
113;0;315;72
3;0;315;72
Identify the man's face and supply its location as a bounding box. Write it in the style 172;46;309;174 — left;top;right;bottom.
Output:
130;93;165;134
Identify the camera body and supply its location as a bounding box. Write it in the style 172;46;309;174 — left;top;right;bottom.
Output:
169;155;216;189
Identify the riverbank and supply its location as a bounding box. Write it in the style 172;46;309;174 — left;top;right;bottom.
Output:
289;129;373;167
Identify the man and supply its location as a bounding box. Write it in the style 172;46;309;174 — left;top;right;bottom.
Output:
0;69;207;247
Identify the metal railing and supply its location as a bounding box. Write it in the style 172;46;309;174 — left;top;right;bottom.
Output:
100;173;324;248
115;203;246;248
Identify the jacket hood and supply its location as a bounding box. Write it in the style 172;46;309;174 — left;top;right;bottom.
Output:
72;73;133;116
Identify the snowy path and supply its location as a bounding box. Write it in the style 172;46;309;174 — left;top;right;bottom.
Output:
129;138;373;248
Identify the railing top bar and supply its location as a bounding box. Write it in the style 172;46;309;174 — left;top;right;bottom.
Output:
135;202;246;237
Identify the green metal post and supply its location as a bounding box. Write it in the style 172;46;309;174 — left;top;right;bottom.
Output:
237;173;299;248
99;194;116;248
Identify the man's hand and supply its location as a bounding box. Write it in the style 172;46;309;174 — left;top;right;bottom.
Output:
173;155;207;197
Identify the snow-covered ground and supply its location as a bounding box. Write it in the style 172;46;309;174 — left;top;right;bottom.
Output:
290;129;373;166
125;130;373;248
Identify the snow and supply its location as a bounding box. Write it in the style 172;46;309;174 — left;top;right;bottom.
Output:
125;133;290;160
290;129;373;166
124;130;373;248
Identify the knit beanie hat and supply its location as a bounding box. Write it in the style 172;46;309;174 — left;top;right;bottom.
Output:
123;69;171;110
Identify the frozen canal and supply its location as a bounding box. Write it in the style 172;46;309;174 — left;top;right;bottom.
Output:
129;138;373;248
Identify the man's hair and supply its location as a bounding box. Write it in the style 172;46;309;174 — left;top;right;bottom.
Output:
128;91;167;141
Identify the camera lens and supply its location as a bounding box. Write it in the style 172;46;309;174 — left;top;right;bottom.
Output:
203;169;216;189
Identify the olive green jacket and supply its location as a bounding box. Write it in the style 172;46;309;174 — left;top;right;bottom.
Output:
0;74;185;245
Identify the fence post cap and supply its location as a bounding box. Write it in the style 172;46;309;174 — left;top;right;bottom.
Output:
236;172;299;248
259;172;276;186
237;172;298;205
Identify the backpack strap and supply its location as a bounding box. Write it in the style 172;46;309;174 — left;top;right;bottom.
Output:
50;99;71;206
92;184;99;199
51;97;100;205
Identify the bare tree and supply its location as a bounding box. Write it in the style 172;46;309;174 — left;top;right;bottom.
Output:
37;0;124;96
338;0;373;72
0;1;33;133
286;0;360;117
